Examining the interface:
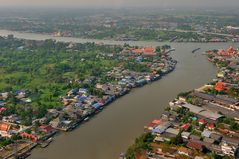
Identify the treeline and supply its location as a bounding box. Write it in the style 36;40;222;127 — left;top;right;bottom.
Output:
0;37;122;122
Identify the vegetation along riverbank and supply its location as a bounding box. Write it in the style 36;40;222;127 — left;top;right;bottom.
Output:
0;35;176;158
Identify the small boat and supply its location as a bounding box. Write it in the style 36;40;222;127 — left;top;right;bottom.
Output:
40;138;53;148
170;36;178;42
169;48;176;51
84;117;90;121
164;48;176;54
192;48;201;53
119;153;125;159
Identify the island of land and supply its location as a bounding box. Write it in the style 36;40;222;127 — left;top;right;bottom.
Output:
0;35;176;158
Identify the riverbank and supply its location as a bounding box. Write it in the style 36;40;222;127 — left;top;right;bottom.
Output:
0;27;237;43
0;29;238;47
29;43;222;159
125;46;239;159
44;54;176;133
0;36;178;158
0;30;234;159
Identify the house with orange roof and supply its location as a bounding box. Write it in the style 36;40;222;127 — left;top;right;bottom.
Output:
226;46;234;56
132;47;156;56
218;47;235;57
142;47;156;56
0;122;12;137
215;81;227;92
143;47;154;53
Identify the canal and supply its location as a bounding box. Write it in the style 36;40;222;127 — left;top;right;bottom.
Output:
0;30;238;159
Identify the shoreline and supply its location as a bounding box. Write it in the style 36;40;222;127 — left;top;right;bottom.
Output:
24;57;175;159
0;29;237;44
28;41;221;159
0;38;177;159
125;46;239;159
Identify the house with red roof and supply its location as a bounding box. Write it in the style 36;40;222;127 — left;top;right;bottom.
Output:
208;51;215;55
181;124;190;130
198;118;207;125
152;119;161;124
218;49;226;56
145;123;158;131
39;125;55;133
0;107;7;113
20;132;38;142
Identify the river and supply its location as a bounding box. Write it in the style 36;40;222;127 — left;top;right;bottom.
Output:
0;30;238;159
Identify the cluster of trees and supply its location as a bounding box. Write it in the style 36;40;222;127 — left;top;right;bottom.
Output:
206;88;226;95
218;117;239;131
0;38;123;123
186;95;202;106
124;62;150;73
1;38;164;125
228;87;239;97
126;133;154;159
208;153;235;159
217;61;230;68
177;91;191;99
0;138;12;147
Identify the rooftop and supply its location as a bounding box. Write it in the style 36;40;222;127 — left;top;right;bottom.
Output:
181;103;204;114
165;128;179;135
198;110;223;121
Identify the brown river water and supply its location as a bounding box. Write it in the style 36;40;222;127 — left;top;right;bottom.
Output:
0;30;238;159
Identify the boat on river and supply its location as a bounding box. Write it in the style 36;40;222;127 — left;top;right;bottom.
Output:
119;152;126;159
164;48;176;54
40;137;53;148
84;117;90;121
192;48;201;53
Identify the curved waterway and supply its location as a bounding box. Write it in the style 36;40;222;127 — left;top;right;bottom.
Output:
0;30;238;159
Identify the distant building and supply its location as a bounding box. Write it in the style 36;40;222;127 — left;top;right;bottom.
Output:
132;47;156;56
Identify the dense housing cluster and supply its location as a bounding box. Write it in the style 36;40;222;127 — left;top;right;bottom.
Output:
0;36;176;158
0;9;239;42
126;47;239;159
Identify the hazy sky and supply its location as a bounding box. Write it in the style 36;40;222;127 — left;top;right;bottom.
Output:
0;0;238;8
